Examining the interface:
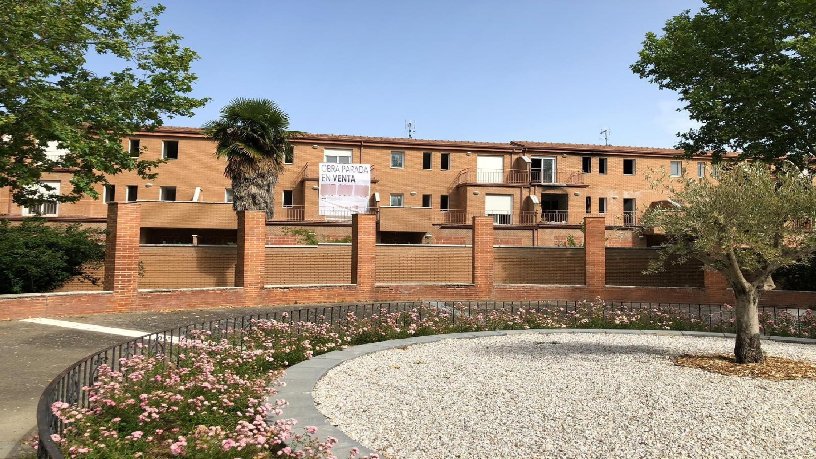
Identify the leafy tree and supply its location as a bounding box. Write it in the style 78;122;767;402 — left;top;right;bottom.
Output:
203;98;294;218
0;0;206;207
642;162;816;363
632;0;816;169
0;219;105;293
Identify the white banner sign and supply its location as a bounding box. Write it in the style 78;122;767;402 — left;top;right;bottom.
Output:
319;163;371;216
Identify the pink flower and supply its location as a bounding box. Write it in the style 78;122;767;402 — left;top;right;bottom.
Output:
131;431;143;440
305;425;318;434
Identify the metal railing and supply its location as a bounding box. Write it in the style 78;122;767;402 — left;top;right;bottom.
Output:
623;211;638;227
486;212;512;225
542;210;569;224
36;300;816;458
24;201;59;216
278;205;305;222
438;209;468;224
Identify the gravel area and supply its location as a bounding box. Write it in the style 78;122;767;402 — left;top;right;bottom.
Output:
313;333;816;459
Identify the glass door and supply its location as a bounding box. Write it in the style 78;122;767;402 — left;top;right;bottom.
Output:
531;157;556;184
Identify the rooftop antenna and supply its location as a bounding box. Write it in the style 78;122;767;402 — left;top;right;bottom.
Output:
600;128;610;146
405;120;415;139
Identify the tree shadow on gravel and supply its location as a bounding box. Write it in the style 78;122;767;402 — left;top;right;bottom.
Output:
476;340;692;360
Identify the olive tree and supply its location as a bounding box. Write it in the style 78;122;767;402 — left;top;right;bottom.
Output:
642;162;816;363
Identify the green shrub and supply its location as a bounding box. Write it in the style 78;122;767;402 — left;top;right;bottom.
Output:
0;219;104;293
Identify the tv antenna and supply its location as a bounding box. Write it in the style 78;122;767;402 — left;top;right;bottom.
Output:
405;120;416;139
600;128;610;146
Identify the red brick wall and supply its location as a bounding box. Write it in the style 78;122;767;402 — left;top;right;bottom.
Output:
605;248;705;288
4;214;816;321
494;247;585;285
266;245;352;285
376;245;472;284
140;246;237;289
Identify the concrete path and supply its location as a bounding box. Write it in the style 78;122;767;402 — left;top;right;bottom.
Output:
0;305;296;459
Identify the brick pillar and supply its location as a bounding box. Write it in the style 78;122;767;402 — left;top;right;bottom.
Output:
103;203;141;311
235;211;266;305
352;213;377;295
472;216;494;295
584;216;606;290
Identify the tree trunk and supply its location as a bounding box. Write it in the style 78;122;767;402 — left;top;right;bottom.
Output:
232;172;276;219
733;286;764;364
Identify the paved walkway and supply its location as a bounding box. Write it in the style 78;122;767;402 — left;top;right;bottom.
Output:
0;305;294;459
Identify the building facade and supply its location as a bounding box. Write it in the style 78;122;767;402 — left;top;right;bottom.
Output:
0;127;713;246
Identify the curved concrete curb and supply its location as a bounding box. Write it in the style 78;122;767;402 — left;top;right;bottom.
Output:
268;329;816;457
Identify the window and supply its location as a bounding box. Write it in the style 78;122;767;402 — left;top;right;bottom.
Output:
103;184;116;203
585;196;591;213
423;152;432;170
162;140;179;159
670;160;682;177
582;157;592;173
441;153;450;170
623;159;635;175
389;193;403;207
160;186;176;202
531;157;556;184
440;194;449;210
485;194;512;225
282;189;294;207
225;189;234;203
598;197;607;214
23;181;60;216
598;157;607;174
129;139;140;157
698;162;706;178
324;148;352;164
284;145;294;164
477;155;504;183
126;185;138;202
391;151;404;168
422;194;432;208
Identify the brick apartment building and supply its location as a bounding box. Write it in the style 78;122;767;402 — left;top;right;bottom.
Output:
0;126;712;247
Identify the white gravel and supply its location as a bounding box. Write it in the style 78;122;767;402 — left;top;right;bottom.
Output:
312;333;816;459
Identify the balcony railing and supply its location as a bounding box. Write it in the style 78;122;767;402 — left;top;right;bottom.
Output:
486;211;512;225
456;168;585;186
281;205;305;222
520;211;538;225
623;211;637;227
439;209;468;224
24;201;59;216
542;210;569;224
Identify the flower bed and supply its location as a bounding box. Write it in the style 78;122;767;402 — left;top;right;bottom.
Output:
43;300;816;458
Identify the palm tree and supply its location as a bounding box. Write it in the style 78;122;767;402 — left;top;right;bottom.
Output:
203;98;294;218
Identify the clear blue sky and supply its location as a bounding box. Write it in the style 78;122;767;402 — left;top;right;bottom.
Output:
156;0;704;148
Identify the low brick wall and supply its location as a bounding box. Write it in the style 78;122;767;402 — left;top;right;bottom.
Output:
140;246;237;289
376;245;472;284
265;245;352;285
0;291;114;320
605;248;705;288
494;247;585;285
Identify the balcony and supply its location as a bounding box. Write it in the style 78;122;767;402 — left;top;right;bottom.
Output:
456;168;584;186
542;210;569;224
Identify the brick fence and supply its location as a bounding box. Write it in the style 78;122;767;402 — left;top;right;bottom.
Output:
1;203;815;320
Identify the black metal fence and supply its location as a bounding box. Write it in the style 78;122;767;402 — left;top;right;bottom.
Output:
36;300;815;458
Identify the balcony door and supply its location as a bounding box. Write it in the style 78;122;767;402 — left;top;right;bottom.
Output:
531;157;556;184
476;155;504;183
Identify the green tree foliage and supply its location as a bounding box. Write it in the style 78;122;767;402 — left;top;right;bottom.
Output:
632;1;816;169
0;219;105;293
642;162;816;362
203;98;295;218
0;0;207;207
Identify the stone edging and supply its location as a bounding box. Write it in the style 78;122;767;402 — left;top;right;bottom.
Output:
268;329;816;457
